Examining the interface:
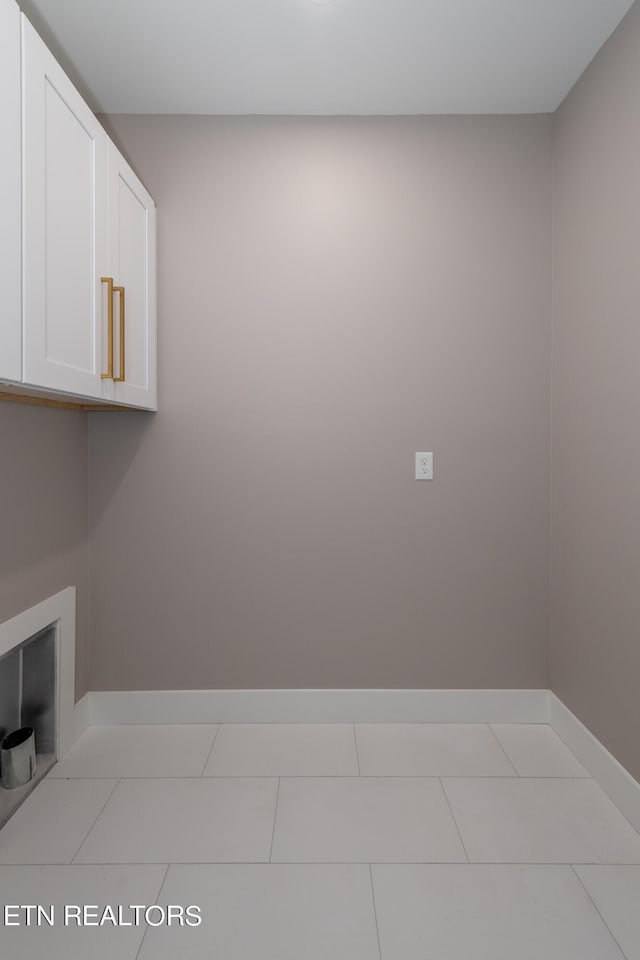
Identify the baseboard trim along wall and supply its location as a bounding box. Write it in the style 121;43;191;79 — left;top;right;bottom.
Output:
73;692;90;743
549;693;640;835
85;688;550;725
72;687;640;833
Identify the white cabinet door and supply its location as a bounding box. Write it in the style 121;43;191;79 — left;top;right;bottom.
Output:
21;16;108;399
0;0;21;382
107;143;157;410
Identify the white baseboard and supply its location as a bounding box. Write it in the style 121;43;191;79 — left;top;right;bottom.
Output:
80;687;640;832
549;693;640;834
87;688;549;725
73;693;90;744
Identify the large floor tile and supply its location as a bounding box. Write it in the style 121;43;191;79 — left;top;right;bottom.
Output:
271;777;466;863
443;777;640;863
74;777;278;863
372;864;624;960
204;724;358;776
575;865;640;960
138;863;379;960
355;724;516;776
0;779;117;864
50;724;219;779
490;724;589;777
0;864;166;960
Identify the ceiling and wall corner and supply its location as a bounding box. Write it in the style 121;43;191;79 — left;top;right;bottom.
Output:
17;0;636;115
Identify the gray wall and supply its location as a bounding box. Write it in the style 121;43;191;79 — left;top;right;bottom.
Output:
552;1;640;780
0;403;88;699
89;115;552;691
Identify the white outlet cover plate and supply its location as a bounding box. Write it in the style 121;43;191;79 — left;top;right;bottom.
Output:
416;452;434;480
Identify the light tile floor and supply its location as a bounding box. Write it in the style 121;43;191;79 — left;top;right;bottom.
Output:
0;722;638;959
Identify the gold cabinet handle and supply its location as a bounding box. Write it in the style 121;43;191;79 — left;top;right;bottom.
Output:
100;277;114;379
113;285;125;382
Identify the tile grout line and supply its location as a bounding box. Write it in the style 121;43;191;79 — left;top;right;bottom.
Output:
368;863;383;960
30;860;640;867
268;778;281;863
134;862;170;960
570;865;630;960
199;724;222;776
71;721;555;726
70;778;121;864
548;721;593;775
438;777;470;863
45;773;597;781
487;724;520;777
16;858;638;867
352;724;361;776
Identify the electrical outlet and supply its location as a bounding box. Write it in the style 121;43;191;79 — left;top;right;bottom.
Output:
415;452;433;480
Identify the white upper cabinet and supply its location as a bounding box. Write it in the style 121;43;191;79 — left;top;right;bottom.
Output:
106;143;157;410
0;0;21;382
1;13;157;410
21;16;108;400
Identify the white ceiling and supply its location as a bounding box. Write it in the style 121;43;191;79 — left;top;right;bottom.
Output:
19;0;635;115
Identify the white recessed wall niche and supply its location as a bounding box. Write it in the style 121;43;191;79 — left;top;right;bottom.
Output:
0;587;77;825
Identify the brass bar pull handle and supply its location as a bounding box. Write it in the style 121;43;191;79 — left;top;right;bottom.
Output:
100;277;115;379
113;285;125;382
